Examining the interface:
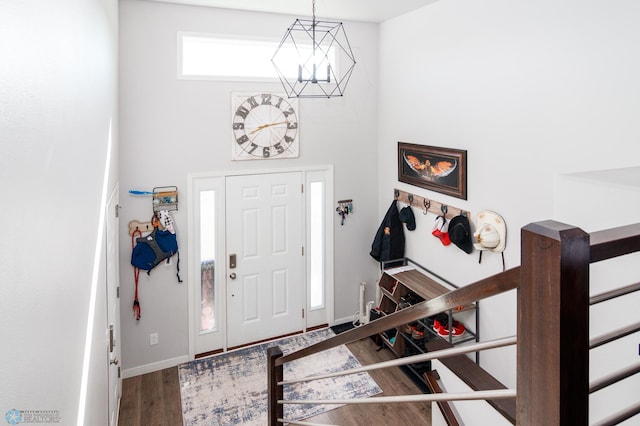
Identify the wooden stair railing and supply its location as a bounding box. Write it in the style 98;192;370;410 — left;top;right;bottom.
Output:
519;220;640;425
268;220;640;426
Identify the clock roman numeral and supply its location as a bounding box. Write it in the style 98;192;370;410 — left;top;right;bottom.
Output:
260;94;272;105
282;107;295;118
247;96;259;109
235;106;250;119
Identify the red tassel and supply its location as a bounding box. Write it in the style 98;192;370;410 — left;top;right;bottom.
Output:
133;299;141;320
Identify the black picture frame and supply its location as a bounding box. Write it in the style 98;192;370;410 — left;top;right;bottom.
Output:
398;142;467;200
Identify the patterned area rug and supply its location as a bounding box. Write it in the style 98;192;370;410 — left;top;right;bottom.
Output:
178;328;382;425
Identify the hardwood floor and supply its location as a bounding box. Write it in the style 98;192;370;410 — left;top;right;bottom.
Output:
119;368;182;426
118;336;431;425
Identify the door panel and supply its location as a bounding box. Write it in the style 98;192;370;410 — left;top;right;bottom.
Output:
273;269;288;315
242;274;260;321
226;172;303;347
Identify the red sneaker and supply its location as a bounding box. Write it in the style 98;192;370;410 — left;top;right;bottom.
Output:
438;320;466;337
404;322;418;334
452;321;465;336
412;328;425;340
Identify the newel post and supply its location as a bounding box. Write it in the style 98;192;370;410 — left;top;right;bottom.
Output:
518;220;590;425
267;346;284;426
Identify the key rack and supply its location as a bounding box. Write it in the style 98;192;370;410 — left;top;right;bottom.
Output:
336;199;353;226
394;188;469;220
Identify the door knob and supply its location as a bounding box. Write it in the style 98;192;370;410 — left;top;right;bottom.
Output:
229;272;237;279
110;357;119;366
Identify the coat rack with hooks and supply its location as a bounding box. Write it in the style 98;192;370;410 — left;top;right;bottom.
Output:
394;188;470;220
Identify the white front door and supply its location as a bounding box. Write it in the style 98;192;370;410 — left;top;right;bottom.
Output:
106;187;121;426
225;172;304;347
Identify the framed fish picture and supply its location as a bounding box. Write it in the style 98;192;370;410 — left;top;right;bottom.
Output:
398;142;467;200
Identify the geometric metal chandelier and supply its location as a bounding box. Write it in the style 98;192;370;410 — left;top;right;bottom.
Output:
272;0;356;98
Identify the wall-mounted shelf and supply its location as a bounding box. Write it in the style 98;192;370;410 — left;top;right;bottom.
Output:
153;186;178;212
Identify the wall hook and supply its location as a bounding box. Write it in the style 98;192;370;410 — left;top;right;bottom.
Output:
408;194;414;205
423;199;431;215
441;204;448;216
394;189;400;200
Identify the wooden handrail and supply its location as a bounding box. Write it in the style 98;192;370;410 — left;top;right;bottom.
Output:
276;266;520;367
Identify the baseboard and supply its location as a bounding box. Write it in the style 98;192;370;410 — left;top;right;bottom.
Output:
122;355;190;379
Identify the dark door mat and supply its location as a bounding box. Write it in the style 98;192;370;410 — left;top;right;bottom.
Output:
330;322;355;334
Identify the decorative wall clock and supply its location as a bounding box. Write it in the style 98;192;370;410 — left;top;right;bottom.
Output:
231;92;299;160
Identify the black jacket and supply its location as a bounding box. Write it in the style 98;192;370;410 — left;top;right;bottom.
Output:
370;200;405;263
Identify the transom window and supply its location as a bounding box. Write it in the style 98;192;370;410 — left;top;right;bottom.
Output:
178;32;335;82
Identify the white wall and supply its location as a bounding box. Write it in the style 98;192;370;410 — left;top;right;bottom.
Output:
0;0;119;424
378;0;640;392
118;0;380;374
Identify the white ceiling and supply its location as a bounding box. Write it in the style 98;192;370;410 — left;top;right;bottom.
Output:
146;0;438;23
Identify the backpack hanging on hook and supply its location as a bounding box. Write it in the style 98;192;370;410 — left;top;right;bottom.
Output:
131;213;182;282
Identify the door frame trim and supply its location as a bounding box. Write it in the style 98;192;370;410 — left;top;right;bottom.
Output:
106;184;121;426
187;165;334;359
